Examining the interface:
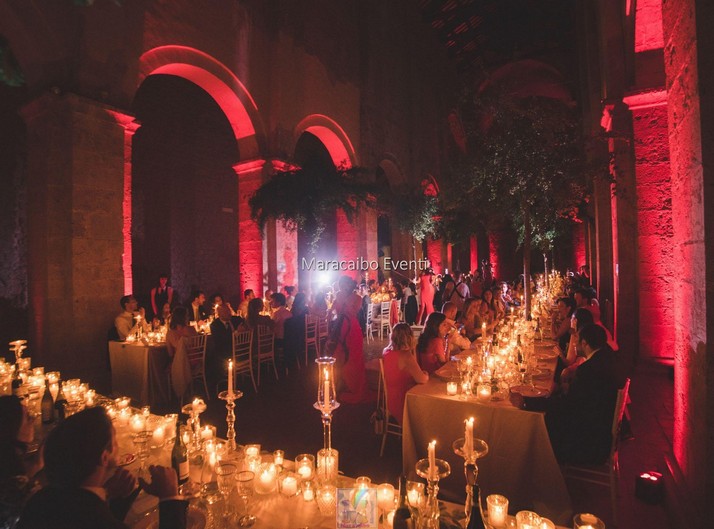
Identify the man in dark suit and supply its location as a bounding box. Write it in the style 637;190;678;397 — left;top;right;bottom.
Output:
187;289;209;323
208;304;243;394
545;323;620;465
19;407;187;529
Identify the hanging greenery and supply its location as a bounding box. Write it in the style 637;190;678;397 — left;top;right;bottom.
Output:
391;184;441;244
249;164;379;252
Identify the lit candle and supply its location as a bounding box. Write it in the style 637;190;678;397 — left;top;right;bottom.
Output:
465;417;474;457
118;408;131;426
273;450;284;466
478;384;491;400
152;426;165;445
302;481;314;501
376;483;396;511
256;463;277;494
486;494;508;528
245;444;260;457
428;440;436;480
192;397;200;410
200;425;212;440
130;414;145;433
482;322;487;334
446;381;458;396
297;464;313;480
407;486;422;508
228;360;234;397
386;510;395;528
323;368;330;409
281;475;298;496
85;389;96;407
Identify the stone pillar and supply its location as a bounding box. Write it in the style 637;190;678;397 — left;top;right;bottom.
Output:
21;92;126;381
358;207;378;281
601;102;639;362
661;0;714;525
426;238;443;274
469;235;479;273
624;90;673;361
233;160;266;295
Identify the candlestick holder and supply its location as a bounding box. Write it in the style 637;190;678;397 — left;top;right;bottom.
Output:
218;390;243;451
453;437;489;524
314;357;340;451
415;457;451;529
181;399;207;453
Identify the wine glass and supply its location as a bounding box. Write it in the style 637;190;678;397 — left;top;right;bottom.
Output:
215;461;238;525
236;470;257;528
132;431;152;477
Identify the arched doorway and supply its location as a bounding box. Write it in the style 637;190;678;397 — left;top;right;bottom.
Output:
131;74;240;313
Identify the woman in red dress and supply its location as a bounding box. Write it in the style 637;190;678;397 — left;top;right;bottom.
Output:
382;323;429;424
332;292;371;403
416;312;449;374
416;268;435;324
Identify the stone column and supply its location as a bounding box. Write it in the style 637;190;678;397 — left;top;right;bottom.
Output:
233;159;266;295
21;92;126;382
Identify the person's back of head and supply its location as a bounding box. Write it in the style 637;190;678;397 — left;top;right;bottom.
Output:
578;323;607;351
284;286;295;296
247;297;265;327
170;306;189;329
338;275;357;294
119;295;132;311
573;307;595;331
43;407;113;488
271;292;287;307
389;323;413;352
417;312;446;353
441;301;457;319
244;289;254;300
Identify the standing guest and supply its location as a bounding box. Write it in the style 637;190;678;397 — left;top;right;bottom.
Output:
331;293;371;404
401;280;418;326
18;407;187;529
149;274;173;321
114;295;150;341
283;286;296;310
311;287;329;318
208;305;242;395
0;396;42;528
166;307;198;360
447;272;470;313
270;293;293;352
283;293;309;373
236;289;255;319
545;324;620;465
416;312;449;374
381;324;429;425
416;268;435;325
187;290;208;323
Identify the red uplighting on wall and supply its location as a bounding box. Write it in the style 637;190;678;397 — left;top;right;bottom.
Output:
634;0;664;53
488;233;499;281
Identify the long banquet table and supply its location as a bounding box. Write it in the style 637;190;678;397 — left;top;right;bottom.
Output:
108;341;170;406
402;346;572;526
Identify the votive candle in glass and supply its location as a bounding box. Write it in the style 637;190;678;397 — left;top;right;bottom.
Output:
245;444;261;458
486;494;509;528
406;481;425;508
376;483;396;511
446;381;458;396
130;413;145;433
317;448;338;484
295;454;315;481
273;449;284;467
280;473;299;497
316;485;336;515
255;462;278;494
302;480;314;501
200;425;215;440
515;510;541;529
573;513;605;529
355;476;371;489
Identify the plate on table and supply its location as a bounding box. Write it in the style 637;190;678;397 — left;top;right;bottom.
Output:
510;385;547;398
117;453;136;467
133;505;206;529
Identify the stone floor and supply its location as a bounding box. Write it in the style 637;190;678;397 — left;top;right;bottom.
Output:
174;338;674;528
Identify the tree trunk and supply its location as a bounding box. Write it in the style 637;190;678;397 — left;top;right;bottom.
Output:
523;205;532;318
543;253;549;289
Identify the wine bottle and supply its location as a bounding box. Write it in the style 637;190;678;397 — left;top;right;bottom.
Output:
393;474;412;529
171;423;189;485
465;483;487;529
41;384;55;424
54;381;68;422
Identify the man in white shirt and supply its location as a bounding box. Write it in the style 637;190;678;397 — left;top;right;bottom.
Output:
114;295;150;341
449;272;470;313
270;293;293;343
237;289;255;319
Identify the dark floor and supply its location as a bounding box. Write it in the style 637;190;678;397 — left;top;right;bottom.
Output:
146;339;675;528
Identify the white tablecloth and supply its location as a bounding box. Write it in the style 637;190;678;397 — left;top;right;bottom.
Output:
109;341;169;405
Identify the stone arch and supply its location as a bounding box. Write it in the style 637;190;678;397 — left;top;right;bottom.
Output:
137;45;265;160
377;154;407;189
294;114;357;168
479;59;573;103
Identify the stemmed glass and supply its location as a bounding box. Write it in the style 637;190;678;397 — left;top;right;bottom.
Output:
215;462;238;525
132;430;152;477
236;470;257;527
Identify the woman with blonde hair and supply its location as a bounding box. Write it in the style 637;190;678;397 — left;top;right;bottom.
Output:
381;323;429;424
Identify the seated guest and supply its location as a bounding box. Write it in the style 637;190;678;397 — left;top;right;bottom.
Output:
441;302;471;353
416;312;449;374
551;297;575;353
0;396;42;528
573;287;600;322
237;298;273;333
270;293;293;350
460;298;482;341
166;307;198;360
545;324;620;465
187;290;209;324
236;289;255;319
149;274;173;321
114;295;150;341
208;305;242;394
382;323;429;424
262;290;274;316
283;293;309;372
18;407;187;529
283;286;296;311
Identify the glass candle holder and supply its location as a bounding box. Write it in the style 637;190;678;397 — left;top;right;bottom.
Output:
316;357;337;411
376;483;396;512
486;494;509;528
515;510;541;529
244;444;261;458
446;380;458;396
273;449;284;467
279;472;299;497
295;454;315;481
355;476;371;489
254;462;278;494
200;425;216;441
573;513;605;529
245;454;262;473
302;480;315;501
317;448;339;484
316;485;337;516
406;481;425;509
